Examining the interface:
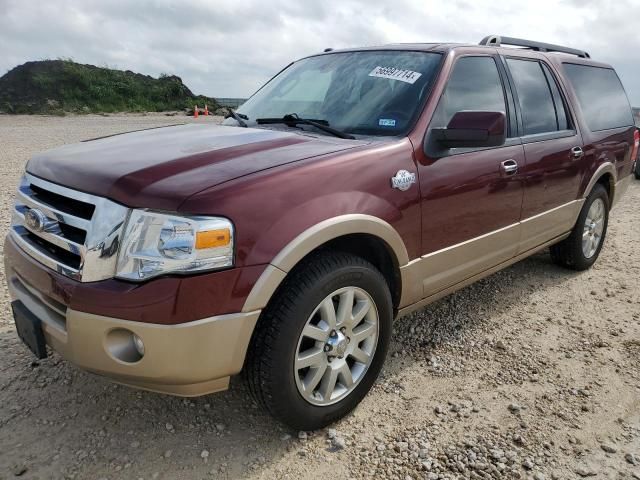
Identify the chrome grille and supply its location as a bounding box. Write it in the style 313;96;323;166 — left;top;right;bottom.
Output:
10;173;129;282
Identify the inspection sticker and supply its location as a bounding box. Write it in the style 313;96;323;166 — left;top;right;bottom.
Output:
379;118;397;127
368;66;422;84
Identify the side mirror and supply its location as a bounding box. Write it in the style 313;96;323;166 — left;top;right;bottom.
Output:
432;111;506;149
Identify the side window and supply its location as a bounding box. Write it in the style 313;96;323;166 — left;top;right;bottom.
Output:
431;56;506;130
563;63;633;131
506;59;558;135
541;63;570;131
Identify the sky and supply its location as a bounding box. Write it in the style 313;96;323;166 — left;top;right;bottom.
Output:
1;0;639;105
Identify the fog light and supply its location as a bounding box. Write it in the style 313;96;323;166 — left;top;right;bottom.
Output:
105;328;144;363
132;334;145;356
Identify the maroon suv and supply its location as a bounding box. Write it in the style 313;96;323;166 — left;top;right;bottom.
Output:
5;35;638;430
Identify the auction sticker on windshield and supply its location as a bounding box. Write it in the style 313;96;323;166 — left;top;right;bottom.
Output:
368;66;422;84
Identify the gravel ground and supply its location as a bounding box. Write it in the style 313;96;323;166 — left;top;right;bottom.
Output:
0;114;639;480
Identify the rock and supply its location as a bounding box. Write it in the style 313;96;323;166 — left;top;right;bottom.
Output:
575;467;597;477
625;453;639;465
130;441;140;448
395;441;409;453
600;443;617;453
332;436;346;450
12;465;28;476
508;403;521;414
522;459;534;470
165;423;174;432
163;450;173;459
534;473;545;480
215;423;226;432
298;431;308;440
201;450;209;460
327;428;337;439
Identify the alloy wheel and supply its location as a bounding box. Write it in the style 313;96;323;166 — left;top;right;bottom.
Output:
582;198;605;259
294;286;379;406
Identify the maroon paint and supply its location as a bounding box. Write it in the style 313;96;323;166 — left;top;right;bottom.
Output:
417;144;525;253
4;236;265;324
180;138;422;264
26;124;367;211
544;55;636;201
447;110;505;135
8;44;637;326
520;135;583;218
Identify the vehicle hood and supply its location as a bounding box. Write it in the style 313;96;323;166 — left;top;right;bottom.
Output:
26;124;367;210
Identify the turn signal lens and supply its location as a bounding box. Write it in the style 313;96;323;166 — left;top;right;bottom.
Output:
196;229;231;249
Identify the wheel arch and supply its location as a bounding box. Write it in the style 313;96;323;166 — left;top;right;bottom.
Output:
583;163;617;208
241;214;409;313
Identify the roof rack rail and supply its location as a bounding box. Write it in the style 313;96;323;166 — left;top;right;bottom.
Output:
479;35;590;58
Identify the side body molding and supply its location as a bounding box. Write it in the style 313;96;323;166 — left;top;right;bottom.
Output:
241;214;409;312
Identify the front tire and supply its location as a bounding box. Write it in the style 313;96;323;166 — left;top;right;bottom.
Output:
550;183;609;271
244;251;392;430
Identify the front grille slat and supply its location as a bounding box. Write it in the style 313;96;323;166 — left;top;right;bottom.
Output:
10;173;129;282
16;187;91;231
14;210;84;254
28;183;95;220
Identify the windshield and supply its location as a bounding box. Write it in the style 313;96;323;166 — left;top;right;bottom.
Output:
225;51;442;137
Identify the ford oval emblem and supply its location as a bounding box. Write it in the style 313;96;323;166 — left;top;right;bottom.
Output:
24;208;48;232
391;170;416;192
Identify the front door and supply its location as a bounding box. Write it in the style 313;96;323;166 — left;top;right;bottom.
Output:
417;55;525;298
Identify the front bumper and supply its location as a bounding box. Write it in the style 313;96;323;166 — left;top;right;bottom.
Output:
5;236;261;396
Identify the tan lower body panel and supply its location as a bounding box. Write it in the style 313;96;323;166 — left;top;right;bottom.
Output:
518;200;583;254
612;175;631;208
58;309;260;396
7;269;261;397
399;200;583;310
111;377;230;397
398;232;570;318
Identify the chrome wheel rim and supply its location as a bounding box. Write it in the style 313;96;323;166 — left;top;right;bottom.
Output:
294;286;379;406
582;198;605;259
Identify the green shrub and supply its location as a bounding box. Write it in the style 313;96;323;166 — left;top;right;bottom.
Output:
0;59;219;114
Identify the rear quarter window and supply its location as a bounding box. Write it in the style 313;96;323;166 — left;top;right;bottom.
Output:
563;64;633;131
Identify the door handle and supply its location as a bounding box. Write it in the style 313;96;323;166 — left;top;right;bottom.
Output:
500;159;518;176
571;146;584;159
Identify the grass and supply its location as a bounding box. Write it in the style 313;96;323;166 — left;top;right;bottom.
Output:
0;59;218;114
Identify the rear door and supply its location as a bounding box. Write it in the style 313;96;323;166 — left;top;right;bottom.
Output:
503;56;584;252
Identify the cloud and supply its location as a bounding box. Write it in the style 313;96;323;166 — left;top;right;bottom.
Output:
0;0;638;104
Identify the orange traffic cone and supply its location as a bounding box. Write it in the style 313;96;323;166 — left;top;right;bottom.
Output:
194;105;199;118
204;104;209;116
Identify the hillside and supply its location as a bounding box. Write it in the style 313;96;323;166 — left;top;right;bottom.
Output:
0;60;218;114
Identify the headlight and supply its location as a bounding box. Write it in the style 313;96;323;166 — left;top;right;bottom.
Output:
116;210;234;281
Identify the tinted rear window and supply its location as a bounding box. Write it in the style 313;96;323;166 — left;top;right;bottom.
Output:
563;64;633;131
507;59;559;135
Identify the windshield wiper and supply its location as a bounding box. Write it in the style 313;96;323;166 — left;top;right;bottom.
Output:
256;113;355;139
225;108;248;127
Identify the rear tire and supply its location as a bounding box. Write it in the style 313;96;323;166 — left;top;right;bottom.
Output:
244;251;392;430
550;183;609;271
